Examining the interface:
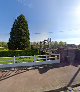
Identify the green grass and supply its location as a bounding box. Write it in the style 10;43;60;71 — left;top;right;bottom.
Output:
0;56;44;64
16;57;34;63
0;61;13;64
0;57;13;64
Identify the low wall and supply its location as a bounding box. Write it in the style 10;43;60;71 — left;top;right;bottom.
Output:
57;48;79;64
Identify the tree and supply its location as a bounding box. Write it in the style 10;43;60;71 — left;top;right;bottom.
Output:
8;14;30;50
0;42;8;49
52;41;59;49
58;41;66;47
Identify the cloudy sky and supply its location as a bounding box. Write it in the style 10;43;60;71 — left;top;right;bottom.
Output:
0;0;80;44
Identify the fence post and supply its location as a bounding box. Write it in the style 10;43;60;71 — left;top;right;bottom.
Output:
14;56;15;64
34;55;36;62
55;55;57;60
46;55;47;61
59;54;60;62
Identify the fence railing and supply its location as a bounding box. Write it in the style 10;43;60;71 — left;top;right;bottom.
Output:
0;54;60;69
0;54;60;64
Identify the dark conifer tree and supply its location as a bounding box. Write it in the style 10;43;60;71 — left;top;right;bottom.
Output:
8;14;30;50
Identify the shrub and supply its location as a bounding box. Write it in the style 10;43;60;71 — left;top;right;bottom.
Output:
0;49;39;57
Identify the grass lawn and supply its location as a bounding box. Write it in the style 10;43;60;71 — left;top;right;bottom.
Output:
0;57;13;64
0;56;44;65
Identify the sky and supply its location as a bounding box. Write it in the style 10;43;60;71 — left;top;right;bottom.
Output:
0;0;80;44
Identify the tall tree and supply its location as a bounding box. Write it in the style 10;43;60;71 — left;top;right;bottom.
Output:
8;14;30;50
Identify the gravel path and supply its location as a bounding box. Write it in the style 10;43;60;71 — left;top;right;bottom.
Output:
0;65;80;92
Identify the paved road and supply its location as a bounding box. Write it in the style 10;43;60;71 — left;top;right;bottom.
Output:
0;65;80;92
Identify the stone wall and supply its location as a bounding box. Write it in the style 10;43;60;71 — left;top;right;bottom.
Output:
57;48;76;64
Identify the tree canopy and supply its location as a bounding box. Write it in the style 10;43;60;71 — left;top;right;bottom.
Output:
8;14;30;50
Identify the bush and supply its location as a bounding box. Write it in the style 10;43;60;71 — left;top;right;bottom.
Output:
0;49;39;57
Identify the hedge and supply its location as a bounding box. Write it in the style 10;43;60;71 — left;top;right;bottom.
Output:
0;49;39;57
